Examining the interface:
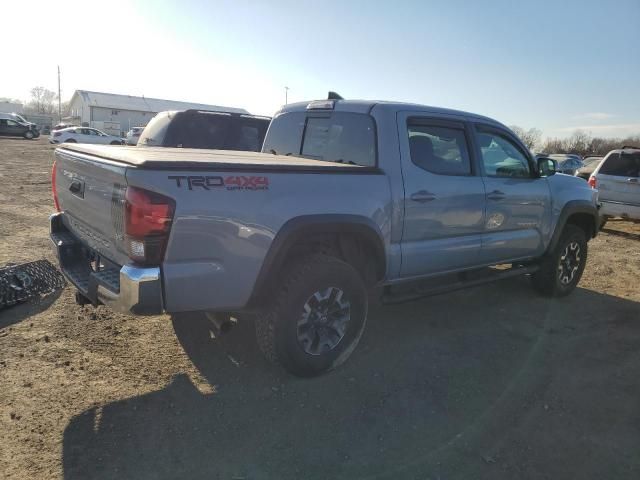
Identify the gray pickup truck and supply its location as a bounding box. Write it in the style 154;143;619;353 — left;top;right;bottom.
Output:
50;96;599;376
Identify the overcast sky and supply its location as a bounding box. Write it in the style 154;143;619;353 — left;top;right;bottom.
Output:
3;0;639;138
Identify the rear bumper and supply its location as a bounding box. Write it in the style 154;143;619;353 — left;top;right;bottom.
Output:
599;200;640;221
49;212;163;315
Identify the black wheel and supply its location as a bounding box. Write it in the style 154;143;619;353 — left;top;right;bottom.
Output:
110;141;121;145
531;224;588;297
255;254;368;377
23;130;34;140
64;139;77;143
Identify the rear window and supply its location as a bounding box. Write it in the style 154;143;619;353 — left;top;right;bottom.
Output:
599;152;640;177
263;112;376;167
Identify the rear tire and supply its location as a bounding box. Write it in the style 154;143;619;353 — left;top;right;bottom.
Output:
531;224;588;297
255;254;368;377
599;215;608;230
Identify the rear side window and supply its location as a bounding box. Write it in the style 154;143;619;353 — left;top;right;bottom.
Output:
407;123;471;175
263;112;376;167
137;112;172;146
164;112;230;149
599;152;640;177
227;117;269;152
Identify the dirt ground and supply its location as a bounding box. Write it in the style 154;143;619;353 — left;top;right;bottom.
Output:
1;136;639;480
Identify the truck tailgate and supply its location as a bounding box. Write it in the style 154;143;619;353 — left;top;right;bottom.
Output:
54;148;129;266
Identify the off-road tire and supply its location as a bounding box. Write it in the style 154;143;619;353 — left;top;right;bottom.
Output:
255;254;368;377
531;224;588;297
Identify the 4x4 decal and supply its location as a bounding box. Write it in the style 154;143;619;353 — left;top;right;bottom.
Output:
168;175;269;191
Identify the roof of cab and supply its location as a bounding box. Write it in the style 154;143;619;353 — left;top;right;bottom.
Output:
278;99;505;127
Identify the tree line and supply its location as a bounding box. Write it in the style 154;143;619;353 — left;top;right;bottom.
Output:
511;125;640;157
1;87;68;117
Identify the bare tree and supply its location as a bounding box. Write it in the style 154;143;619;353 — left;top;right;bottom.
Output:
510;125;542;151
565;130;591;156
27;86;57;115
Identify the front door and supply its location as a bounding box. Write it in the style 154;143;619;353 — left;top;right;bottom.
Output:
473;125;552;263
399;115;486;277
0;119;24;136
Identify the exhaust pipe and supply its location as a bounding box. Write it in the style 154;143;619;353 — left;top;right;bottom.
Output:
205;312;235;335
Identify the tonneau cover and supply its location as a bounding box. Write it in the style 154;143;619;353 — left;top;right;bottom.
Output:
57;144;371;171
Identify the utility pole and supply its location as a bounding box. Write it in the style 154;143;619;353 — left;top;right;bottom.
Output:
57;65;62;122
285;86;289;105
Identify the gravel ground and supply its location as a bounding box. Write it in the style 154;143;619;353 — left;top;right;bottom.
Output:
1;136;639;480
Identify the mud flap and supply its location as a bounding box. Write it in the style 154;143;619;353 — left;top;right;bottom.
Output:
0;260;66;310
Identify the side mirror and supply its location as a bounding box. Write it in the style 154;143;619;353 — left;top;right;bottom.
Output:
537;157;557;177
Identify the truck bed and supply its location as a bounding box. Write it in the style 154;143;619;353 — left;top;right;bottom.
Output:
58;144;376;172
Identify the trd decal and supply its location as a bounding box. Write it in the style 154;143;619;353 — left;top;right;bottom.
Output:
169;175;269;191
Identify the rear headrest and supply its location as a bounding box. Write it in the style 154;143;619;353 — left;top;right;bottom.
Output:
409;135;435;165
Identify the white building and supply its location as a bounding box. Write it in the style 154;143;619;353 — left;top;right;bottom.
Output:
0;101;24;114
64;90;249;135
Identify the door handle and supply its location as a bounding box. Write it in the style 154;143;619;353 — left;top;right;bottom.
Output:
410;191;436;203
487;190;505;200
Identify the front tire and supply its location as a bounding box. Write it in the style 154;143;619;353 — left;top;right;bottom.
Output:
531;224;588;297
110;141;121;145
255;254;368;377
23;130;34;140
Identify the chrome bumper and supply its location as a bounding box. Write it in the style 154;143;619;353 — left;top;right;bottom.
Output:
49;212;163;315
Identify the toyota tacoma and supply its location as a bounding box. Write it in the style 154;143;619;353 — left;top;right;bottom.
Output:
50;95;599;376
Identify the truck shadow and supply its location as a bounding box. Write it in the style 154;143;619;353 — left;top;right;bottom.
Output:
62;279;640;480
0;290;62;330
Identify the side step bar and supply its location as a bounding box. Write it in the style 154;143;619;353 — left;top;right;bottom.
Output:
382;264;539;305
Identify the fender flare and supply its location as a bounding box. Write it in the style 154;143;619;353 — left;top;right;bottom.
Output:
248;214;386;306
547;200;599;252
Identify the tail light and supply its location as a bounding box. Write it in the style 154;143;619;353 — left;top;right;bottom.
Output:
51;160;60;212
124;186;175;265
54;132;62;137
588;176;597;189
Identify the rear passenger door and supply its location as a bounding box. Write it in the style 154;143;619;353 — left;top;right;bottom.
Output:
596;151;640;206
399;114;486;277
473;124;552;263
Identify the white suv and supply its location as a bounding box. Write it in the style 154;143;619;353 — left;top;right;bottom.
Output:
590;146;640;225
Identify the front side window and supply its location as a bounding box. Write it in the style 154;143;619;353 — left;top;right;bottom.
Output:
477;131;532;178
263;112;376;167
407;123;471;175
600;152;640;177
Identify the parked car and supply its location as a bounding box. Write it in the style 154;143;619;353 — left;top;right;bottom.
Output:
49;127;124;145
137;109;270;152
49;95;599;376
589;146;640;226
0;116;40;139
545;154;584;175
125;126;145;145
575;156;603;180
52;123;77;131
0;112;29;124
